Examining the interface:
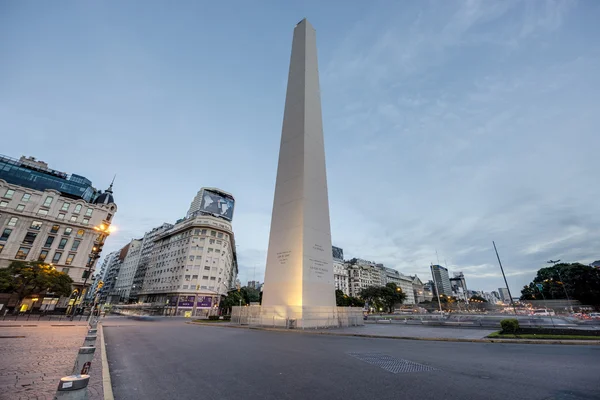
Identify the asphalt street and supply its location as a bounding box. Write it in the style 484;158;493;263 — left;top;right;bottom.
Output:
104;318;600;400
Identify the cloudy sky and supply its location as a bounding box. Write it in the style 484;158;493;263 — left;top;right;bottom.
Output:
2;1;598;293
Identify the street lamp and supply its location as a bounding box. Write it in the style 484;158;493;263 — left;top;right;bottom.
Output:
547;259;573;313
70;223;112;319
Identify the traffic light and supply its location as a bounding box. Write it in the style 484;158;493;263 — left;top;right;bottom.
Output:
96;281;104;293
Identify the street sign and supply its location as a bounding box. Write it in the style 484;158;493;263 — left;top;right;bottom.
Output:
536;283;543;291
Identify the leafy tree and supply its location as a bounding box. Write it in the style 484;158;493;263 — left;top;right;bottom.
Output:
1;261;73;307
358;284;406;313
219;290;246;314
520;263;600;305
335;290;365;307
241;286;260;304
335;289;347;306
358;286;382;309
381;283;407;313
520;285;536;300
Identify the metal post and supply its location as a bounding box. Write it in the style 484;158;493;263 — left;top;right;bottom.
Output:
54;375;90;400
492;241;518;315
534;285;556;328
83;335;97;347
72;347;95;376
548;260;573;313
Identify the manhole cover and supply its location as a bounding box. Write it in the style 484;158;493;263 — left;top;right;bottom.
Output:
347;352;436;374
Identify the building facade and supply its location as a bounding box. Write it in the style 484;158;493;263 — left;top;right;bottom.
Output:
129;223;173;301
430;265;452;296
85;250;118;302
411;275;425;304
101;246;128;304
498;288;510;303
0;155;116;311
138;210;238;316
376;265;415;305
347;259;380;297
332;246;349;295
450;272;468;301
111;239;143;302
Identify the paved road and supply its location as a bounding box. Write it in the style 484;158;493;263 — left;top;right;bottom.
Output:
0;324;103;400
104;319;600;400
321;323;496;339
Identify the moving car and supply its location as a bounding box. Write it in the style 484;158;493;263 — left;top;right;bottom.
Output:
531;309;555;316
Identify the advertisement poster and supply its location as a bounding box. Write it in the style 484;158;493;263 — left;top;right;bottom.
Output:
196;296;213;308
178;295;195;307
200;189;235;221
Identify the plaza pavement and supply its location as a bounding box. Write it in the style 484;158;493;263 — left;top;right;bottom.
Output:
0;321;104;400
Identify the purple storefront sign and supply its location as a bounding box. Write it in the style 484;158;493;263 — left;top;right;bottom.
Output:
178;296;195;307
196;296;213;308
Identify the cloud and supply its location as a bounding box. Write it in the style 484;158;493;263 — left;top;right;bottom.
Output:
320;0;599;292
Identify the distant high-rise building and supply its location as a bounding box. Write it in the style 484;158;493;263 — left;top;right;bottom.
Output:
498;288;510;303
111;239;143;302
430;265;452;296
130;223;173;301
450;272;468;300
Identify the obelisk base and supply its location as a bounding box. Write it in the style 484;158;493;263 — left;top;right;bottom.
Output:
231;306;364;329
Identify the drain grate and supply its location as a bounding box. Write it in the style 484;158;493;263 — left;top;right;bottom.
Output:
347;352;436;374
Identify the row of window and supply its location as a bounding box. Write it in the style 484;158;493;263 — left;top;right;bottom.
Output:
1;228;82;249
2;190;94;216
4;244;77;265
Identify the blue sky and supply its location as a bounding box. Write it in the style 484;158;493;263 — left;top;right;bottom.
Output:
2;1;599;293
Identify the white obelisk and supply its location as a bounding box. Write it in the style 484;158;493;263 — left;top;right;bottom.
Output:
261;19;336;327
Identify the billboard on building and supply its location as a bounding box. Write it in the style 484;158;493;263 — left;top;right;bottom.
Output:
178;296;195;307
332;246;344;261
196;296;213;308
199;189;235;221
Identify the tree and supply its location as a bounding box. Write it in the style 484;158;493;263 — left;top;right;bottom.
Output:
219;291;246;315
1;261;73;307
520;263;600;305
381;283;407;313
335;290;365;308
240;286;260;304
358;284;406;313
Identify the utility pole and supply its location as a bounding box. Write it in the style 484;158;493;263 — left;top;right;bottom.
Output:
492;241;517;316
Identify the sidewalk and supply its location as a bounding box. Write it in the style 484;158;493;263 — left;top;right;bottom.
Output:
0;320;91;328
0;324;104;400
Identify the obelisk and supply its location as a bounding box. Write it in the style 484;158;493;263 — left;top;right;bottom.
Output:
261;19;336;327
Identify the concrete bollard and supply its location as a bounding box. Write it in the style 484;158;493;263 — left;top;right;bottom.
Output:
83;335;97;347
54;374;90;400
72;347;95;376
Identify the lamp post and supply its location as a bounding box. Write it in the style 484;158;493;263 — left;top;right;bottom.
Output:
69;224;111;320
547;259;572;313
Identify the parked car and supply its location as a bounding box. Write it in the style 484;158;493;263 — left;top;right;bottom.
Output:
589;312;600;319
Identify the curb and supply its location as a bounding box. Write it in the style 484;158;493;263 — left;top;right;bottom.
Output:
185;321;600;345
99;324;114;400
